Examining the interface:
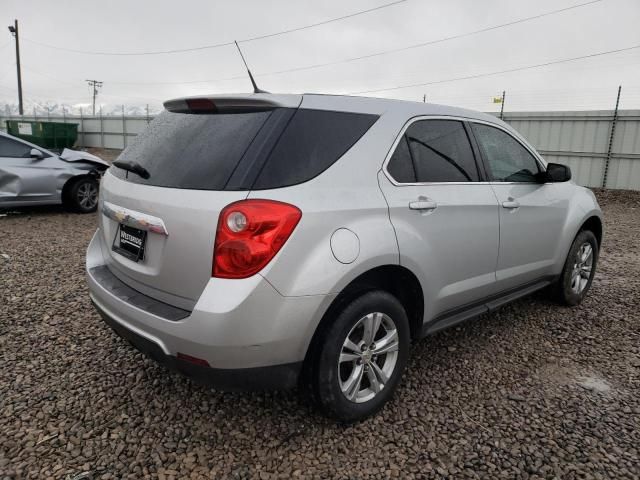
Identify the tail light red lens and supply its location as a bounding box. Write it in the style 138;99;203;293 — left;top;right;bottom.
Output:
213;200;302;279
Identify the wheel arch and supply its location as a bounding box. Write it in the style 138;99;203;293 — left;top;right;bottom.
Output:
579;215;603;247
61;173;97;201
302;264;424;378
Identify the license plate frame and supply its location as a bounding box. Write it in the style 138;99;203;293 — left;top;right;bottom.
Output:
112;224;147;262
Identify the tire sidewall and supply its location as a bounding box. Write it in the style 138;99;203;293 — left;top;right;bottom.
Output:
315;290;410;422
559;230;598;306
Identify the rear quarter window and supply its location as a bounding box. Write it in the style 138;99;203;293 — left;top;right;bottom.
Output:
252;109;378;189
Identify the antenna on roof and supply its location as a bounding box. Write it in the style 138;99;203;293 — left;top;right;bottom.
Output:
234;41;269;94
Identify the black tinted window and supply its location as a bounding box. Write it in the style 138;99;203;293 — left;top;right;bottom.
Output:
252;109;378;189
112;110;271;189
387;136;416;183
403;120;479;182
0;137;31;158
472;124;540;182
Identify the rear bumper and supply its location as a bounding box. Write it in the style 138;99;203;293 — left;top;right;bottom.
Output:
92;299;301;390
86;230;334;390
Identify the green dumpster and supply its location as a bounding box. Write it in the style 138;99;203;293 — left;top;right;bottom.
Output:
5;120;78;150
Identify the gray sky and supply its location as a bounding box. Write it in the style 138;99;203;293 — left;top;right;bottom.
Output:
1;0;639;114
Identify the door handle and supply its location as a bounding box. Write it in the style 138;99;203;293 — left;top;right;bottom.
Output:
409;200;437;211
502;200;520;209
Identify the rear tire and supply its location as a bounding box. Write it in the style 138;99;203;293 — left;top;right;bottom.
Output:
63;177;99;213
553;230;598;306
310;290;410;422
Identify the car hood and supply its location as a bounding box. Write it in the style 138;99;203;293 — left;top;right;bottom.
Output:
59;148;110;168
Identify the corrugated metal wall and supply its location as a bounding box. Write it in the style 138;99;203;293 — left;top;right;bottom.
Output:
501;110;640;190
2;109;640;190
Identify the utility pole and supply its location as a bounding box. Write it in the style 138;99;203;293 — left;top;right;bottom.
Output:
499;90;506;120
86;79;103;115
7;19;23;115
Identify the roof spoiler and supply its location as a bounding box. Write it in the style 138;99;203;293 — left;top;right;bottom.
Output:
163;94;302;114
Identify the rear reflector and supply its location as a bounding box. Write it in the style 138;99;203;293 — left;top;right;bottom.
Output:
177;352;210;367
213;199;302;279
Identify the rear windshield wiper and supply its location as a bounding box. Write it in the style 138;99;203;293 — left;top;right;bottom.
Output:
113;160;150;179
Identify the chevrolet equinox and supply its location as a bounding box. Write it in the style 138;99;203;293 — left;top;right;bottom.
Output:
86;94;602;421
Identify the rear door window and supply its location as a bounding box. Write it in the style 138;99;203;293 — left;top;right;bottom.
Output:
404;120;479;183
387;120;480;183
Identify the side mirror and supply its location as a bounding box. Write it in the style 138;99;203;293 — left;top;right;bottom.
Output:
30;148;44;159
545;163;571;182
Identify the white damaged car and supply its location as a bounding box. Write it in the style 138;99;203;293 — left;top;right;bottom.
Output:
0;131;109;212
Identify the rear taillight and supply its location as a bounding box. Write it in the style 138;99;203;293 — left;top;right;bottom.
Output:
213;200;302;279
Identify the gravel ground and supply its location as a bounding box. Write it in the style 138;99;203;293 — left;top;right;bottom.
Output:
1;190;639;479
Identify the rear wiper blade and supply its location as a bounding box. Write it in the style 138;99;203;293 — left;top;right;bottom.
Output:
113;160;150;179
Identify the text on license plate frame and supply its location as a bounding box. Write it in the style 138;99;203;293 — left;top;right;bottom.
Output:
112;224;147;262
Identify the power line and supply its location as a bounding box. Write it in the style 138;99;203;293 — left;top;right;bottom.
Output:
20;0;409;56
42;0;605;87
21;64;77;85
240;0;409;44
20;1;607;88
19;35;233;56
348;44;640;95
13;44;640;105
254;0;605;79
15;65;164;102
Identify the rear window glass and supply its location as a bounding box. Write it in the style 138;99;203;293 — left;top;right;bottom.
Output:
111;110;271;190
252;109;378;189
111;107;378;190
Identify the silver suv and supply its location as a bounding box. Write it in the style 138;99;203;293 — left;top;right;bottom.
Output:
86;94;602;421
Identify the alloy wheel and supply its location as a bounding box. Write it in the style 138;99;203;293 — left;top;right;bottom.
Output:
77;182;98;210
338;312;399;403
570;242;593;294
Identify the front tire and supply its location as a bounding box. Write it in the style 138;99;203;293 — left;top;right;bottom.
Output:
554;230;599;306
64;177;99;213
311;290;410;422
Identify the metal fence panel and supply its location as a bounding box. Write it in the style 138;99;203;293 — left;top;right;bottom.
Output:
614;114;640;155
606;157;640;190
507;113;612;154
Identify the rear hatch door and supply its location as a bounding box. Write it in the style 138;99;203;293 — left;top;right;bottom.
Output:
98;95;300;309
